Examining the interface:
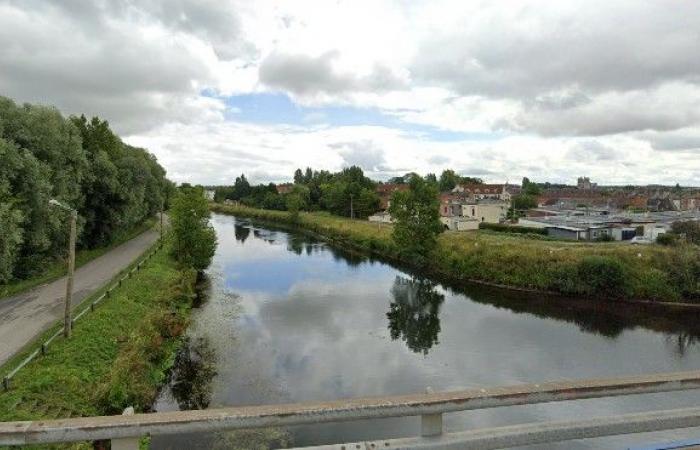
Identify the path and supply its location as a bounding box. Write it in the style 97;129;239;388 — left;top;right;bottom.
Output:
0;225;161;366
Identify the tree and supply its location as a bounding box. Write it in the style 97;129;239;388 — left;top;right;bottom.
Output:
671;221;700;245
231;174;251;200
512;194;538;210
170;186;217;273
438;169;460;192
286;184;310;222
293;168;304;184
388;175;443;264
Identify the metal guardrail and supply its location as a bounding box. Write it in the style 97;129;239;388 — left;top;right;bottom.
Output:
1;239;165;391
3;371;700;449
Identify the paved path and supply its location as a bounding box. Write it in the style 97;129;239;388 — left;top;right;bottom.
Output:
0;226;161;366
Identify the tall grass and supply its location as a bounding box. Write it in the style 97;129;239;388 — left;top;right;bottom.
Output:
212;204;696;303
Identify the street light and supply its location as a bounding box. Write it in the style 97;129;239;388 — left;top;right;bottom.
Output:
49;199;77;338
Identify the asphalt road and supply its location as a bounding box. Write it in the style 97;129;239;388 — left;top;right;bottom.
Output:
0;225;161;366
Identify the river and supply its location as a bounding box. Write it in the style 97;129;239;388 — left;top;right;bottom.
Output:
153;213;700;449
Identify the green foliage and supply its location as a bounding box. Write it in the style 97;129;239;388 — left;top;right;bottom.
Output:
0;96;169;286
656;233;679;246
512;193;538;210
556;256;631;299
522;177;543;196
479;222;548;235
663;248;700;299
170;187;217;272
286;184;310;222
388;175;443;264
671;220;700;245
0;244;196;422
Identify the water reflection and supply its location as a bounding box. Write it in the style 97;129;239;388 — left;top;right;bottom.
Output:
169;337;217;410
153;215;700;450
234;223;250;243
387;276;444;355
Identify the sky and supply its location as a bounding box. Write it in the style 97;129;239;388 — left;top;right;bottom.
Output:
1;1;699;186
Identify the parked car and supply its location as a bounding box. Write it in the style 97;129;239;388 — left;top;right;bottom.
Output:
630;236;652;245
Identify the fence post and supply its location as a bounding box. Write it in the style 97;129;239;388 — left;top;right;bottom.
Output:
111;407;140;450
2;376;10;391
421;387;443;437
421;413;443;437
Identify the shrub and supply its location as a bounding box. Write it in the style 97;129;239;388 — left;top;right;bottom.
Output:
656;233;679;246
576;256;629;299
479;222;548;236
664;249;700;300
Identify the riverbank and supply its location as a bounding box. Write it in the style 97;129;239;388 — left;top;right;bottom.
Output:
0;240;196;425
0;217;159;301
211;203;699;304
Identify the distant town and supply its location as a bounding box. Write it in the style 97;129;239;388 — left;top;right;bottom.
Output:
206;171;700;244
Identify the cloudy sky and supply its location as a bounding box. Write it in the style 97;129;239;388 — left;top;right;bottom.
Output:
1;1;699;186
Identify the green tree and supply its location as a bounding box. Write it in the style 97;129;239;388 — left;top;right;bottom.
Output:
286;184;310;222
512;194;538;210
293;168;304;184
388;175;443;264
170;186;217;273
438;169;460;192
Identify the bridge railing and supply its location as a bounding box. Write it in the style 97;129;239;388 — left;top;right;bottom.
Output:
3;371;700;449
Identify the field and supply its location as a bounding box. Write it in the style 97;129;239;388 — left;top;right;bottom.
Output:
211;204;698;303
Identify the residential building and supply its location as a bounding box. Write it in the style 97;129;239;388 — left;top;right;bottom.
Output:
452;183;512;202
461;200;509;223
376;183;409;210
368;211;393;223
276;183;294;195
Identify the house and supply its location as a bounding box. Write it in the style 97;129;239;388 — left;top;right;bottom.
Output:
461;200;509;224
452;183;512;202
276;183;294;195
368;211;393;223
439;193;463;217
376;184;409;210
440;216;480;231
203;189;215;201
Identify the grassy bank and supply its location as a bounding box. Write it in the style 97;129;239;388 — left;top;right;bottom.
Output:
0;217;158;301
0;239;196;428
211;203;700;303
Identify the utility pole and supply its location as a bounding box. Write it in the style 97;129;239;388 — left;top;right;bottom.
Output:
64;210;77;338
350;194;354;220
49;199;77;338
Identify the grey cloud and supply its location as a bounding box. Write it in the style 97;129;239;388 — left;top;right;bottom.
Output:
567;140;617;162
413;3;700;99
0;1;241;135
331;140;387;172
259;51;406;96
427;155;450;165
639;130;700;151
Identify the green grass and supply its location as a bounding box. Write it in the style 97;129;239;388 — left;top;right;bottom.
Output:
0;218;159;301
211;203;699;303
0;240;195;430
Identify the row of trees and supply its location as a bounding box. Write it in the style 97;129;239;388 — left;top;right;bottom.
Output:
0;96;173;283
215;166;382;219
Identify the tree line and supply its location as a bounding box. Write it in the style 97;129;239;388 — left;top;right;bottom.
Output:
0;96;174;284
213;167;487;220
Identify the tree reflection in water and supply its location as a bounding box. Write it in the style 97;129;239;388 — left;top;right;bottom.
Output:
170;337;218;410
234;223;250;243
387;276;445;355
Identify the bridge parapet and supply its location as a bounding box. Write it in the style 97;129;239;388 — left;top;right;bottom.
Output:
3;370;700;449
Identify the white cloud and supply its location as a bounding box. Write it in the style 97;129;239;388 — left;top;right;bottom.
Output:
2;0;700;184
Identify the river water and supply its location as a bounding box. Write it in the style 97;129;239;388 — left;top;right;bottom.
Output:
153;213;700;449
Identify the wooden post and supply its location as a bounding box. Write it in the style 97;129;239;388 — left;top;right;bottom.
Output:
64;210;77;338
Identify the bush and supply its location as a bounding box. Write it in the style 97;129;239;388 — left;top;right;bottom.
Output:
656;233;679;246
479;222;548;235
576;256;629;299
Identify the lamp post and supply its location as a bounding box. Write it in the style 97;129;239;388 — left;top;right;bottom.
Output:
49;199;77;338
